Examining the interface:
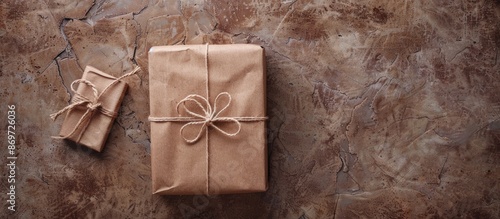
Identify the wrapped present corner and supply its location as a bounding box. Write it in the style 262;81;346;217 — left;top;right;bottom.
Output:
50;66;140;152
148;44;267;195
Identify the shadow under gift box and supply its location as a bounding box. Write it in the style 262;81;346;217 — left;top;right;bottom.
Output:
57;66;128;152
148;44;267;195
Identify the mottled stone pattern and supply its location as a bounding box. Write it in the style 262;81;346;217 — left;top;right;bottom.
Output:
1;0;499;218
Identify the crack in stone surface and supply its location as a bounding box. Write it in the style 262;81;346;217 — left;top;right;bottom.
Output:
54;59;71;101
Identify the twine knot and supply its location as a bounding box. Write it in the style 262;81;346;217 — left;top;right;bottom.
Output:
147;44;267;195
176;92;242;143
50;66;140;142
87;102;102;111
49;78;103;122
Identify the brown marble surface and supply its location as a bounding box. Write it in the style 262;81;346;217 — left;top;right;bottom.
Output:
1;0;499;218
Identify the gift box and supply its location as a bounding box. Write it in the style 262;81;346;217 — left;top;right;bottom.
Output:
51;66;139;152
148;44;267;195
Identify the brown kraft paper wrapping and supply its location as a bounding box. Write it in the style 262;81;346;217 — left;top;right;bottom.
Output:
148;44;267;195
53;66;133;152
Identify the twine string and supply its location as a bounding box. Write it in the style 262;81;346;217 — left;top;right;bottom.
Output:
147;44;267;195
174;92;245;143
50;66;141;142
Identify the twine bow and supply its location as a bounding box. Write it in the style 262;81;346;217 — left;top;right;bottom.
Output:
148;44;267;195
149;92;266;143
174;92;241;143
50;66;140;142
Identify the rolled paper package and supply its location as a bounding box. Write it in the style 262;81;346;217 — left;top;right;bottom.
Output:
148;44;267;195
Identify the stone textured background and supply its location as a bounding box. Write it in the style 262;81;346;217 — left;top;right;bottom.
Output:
1;0;499;218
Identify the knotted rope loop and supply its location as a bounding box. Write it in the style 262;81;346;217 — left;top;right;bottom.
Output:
147;44;267;195
175;92;242;143
49;79;101;121
50;66;140;142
